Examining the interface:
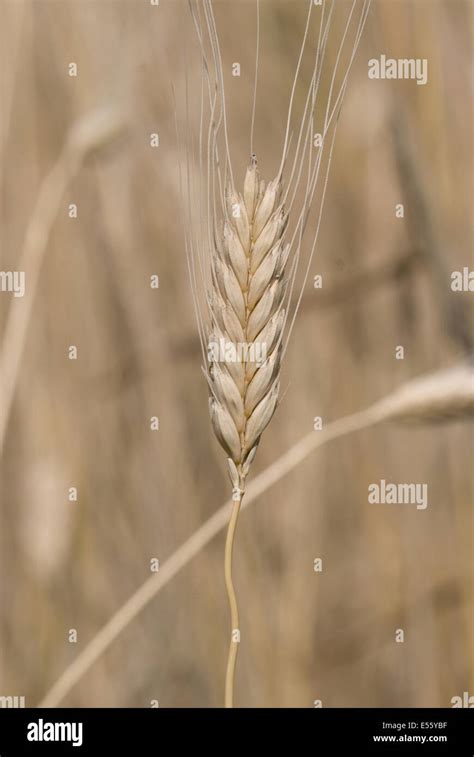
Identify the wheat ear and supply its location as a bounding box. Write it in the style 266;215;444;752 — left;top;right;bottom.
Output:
184;0;373;709
206;157;289;706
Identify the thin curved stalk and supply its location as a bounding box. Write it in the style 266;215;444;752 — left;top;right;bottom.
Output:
224;495;242;707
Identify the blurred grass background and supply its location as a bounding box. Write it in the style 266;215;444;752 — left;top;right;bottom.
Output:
0;0;472;707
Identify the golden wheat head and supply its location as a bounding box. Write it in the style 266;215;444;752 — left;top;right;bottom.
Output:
206;159;289;497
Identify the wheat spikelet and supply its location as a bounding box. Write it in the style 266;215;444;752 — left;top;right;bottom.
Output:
207;158;289;498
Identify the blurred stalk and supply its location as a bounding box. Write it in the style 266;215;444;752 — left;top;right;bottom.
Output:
0;106;125;459
390;109;473;353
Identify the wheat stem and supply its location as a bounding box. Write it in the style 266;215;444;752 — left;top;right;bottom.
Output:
224;494;242;708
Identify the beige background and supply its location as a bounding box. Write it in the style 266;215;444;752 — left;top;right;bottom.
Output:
0;0;472;707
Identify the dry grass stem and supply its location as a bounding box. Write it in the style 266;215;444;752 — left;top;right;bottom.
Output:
0;106;125;458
